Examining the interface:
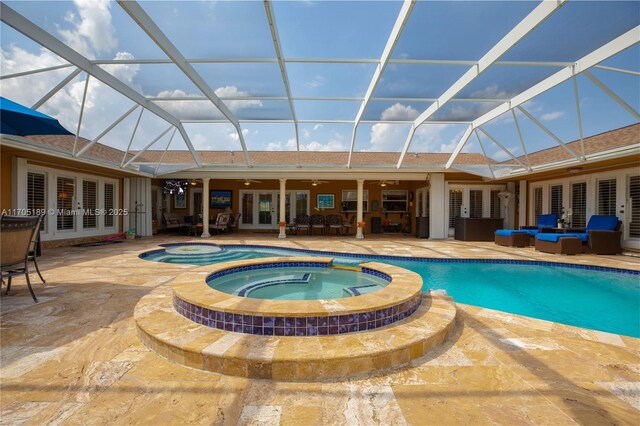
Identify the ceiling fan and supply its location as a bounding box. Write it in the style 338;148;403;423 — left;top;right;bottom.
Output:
238;179;262;186
369;180;399;187
301;179;329;187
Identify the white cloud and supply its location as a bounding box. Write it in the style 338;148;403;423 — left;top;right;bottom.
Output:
265;138;298;151
304;75;327;89
302;129;311;139
214;86;262;113
540;111;565;121
469;84;511;100
380;103;419;121
58;0;117;59
312;124;323;131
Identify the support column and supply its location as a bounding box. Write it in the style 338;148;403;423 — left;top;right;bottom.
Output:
356;179;365;239
278;178;287;239
421;187;428;218
518;180;527;227
429;173;446;239
201;178;211;238
506;182;517;230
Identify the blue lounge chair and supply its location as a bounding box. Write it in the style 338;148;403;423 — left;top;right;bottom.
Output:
494;213;558;247
535;215;621;255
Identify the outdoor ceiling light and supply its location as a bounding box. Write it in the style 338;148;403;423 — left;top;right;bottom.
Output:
190;179;197;186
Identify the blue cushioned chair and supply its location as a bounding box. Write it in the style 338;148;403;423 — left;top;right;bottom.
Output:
494;213;559;247
535;215;621;255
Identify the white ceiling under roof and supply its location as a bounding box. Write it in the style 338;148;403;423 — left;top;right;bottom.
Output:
0;0;638;179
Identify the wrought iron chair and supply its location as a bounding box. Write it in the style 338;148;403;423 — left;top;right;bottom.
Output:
310;214;326;235
326;214;343;236
295;214;311;235
1;215;42;302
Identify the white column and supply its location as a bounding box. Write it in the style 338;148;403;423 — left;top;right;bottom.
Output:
428;173;446;239
201;178;211;238
506;182;517;229
356;179;365;239
518;180;527;227
278;178;287;239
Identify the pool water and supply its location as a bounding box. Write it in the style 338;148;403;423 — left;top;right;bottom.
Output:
207;266;388;300
145;245;640;337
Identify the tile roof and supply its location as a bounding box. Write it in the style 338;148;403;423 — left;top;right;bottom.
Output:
19;123;639;173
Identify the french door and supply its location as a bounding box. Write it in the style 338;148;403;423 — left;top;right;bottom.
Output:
240;190;309;229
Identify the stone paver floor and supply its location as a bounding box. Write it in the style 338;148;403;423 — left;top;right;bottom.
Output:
1;234;638;425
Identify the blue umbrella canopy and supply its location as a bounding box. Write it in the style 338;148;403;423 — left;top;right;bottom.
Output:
1;97;73;136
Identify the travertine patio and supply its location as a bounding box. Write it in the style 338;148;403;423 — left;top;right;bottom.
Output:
1;235;639;425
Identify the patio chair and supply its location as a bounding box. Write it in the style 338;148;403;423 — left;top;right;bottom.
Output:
494;213;558;247
342;215;356;235
535;215;621;255
310;214;326;235
227;213;241;233
209;213;231;234
326;214;343;236
28;215;46;283
162;212;184;230
1;215;41;302
295;214;311;235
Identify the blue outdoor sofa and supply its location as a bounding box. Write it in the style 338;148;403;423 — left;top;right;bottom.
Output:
534;215;622;255
494;213;558;247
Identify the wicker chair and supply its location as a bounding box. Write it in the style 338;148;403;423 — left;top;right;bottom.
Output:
295;214;311;235
326;214;343;235
209;213;231;234
227;213;241;233
342;215;356;235
1;215;42;302
310;214;326;235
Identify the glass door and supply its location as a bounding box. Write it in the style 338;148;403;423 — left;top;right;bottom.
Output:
627;175;640;243
257;192;275;228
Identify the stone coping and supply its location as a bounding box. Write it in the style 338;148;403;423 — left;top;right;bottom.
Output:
135;286;458;381
172;257;423;318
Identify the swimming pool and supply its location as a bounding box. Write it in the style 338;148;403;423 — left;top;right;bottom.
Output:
142;244;640;337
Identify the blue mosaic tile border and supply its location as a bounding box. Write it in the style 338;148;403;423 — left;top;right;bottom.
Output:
214;244;640;276
206;261;330;284
345;284;379;297
139;242;639;276
361;267;392;282
173;292;422;336
236;273;311;297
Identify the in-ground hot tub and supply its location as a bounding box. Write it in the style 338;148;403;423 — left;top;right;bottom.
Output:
206;263;389;300
172;257;423;336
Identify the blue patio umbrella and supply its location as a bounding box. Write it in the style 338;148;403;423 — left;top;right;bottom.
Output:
1;97;73;136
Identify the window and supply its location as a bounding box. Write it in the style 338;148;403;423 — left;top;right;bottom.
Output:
448;189;462;228
104;183;115;228
550;185;563;216
490;190;501;219
469;189;483;219
597;178;616;216
341;190;368;212
571;182;587;228
57;177;75;231
83;180;97;229
629;175;640;239
381;190;407;212
533;187;543;224
27;172;46;232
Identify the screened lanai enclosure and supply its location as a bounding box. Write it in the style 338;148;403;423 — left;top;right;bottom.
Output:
0;0;638;180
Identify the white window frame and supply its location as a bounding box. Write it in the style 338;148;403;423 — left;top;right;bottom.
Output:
381;189;408;213
23;162;119;241
341;189;369;213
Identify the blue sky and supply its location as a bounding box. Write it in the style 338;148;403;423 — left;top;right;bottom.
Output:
0;0;638;164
